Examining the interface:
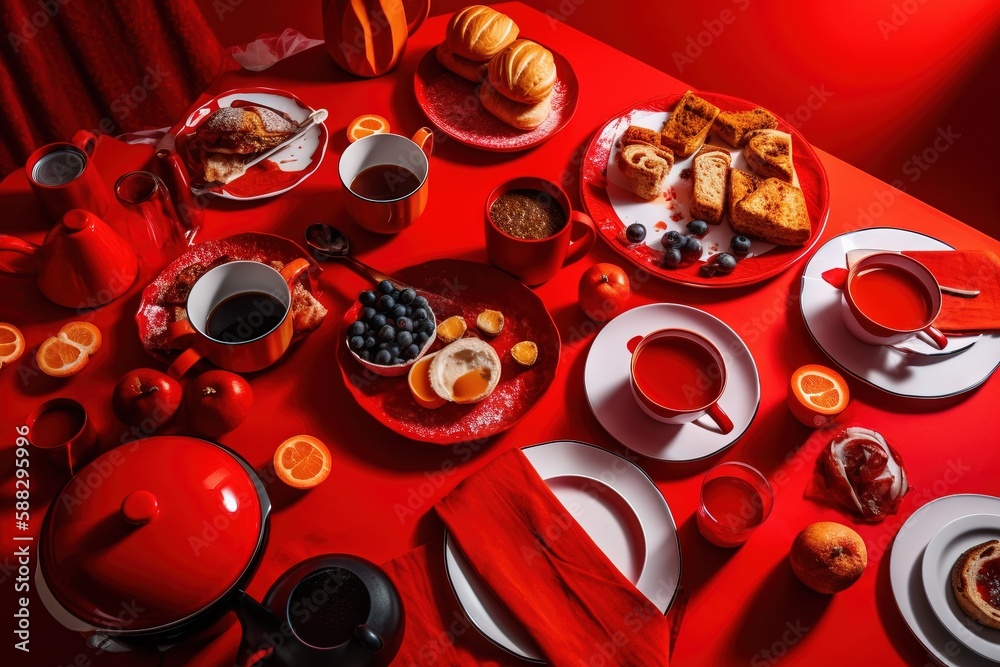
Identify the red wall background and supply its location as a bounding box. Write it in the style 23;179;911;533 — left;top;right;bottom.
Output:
195;0;1000;238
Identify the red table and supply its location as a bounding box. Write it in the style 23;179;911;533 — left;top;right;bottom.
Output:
2;4;999;665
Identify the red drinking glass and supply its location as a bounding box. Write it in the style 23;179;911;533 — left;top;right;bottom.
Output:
697;461;773;547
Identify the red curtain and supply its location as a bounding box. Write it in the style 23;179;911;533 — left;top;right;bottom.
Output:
0;0;228;177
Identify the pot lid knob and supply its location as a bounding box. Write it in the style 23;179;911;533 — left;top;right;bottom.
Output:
121;490;159;525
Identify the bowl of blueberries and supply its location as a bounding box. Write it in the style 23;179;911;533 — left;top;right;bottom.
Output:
345;279;437;377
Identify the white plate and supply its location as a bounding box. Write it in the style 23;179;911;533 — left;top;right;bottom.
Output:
584;304;760;461
801;228;1000;398
444;440;681;662
891;494;1000;666
922;513;1000;660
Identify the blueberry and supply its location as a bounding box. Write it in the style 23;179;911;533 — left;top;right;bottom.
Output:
391;304;407;320
375;349;392;365
387;344;401;358
391;357;405;365
348;335;365;351
377;280;394;295
730;235;752;259
405;344;421;359
360;306;376;322
664;247;682;268
661;230;683;249
687;220;708;238
347;321;366;337
376;341;390;351
699;264;718;277
411;307;428;322
412;295;428;310
414;331;429;345
681;236;702;261
418;319;435;334
399;288;416;304
396;317;413;332
397;330;413;347
625;223;646;243
363;335;377;350
359;290;377;307
712;252;738;275
358;350;371;361
378;294;395;311
370;313;387;330
378;325;396;342
391;289;401;301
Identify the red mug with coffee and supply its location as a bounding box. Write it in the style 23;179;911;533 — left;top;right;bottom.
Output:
485;177;597;286
841;252;947;350
26;130;110;222
627;328;734;434
27;398;99;475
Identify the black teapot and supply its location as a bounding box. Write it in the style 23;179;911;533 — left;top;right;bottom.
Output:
236;555;404;667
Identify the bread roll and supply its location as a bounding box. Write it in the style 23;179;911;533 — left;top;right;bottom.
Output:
479;80;551;130
435;43;488;82
195;106;297;154
488;39;556;105
428;338;501;404
445;5;519;62
951;540;1000;630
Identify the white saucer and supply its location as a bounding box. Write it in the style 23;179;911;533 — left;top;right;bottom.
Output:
922;513;1000;661
891;494;1000;666
444;440;681;662
801;228;1000;398
585;304;760;461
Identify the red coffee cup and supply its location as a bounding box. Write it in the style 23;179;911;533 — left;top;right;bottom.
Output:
841;252;947;350
26;398;98;476
26;130;110;222
166;259;312;376
485;177;596;286
627;328;733;434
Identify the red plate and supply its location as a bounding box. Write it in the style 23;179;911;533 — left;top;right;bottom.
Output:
580;92;831;287
413;47;579;152
136;232;320;360
163;86;329;201
337;259;560;444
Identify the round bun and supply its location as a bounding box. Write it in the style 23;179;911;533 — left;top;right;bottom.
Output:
428;338;501;404
951;539;1000;629
790;522;867;594
445;5;519;62
488;39;556;104
479;80;551;131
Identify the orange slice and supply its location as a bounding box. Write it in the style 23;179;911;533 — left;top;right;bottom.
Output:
58;321;102;355
0;323;25;369
274;435;332;489
36;336;90;377
510;341;538;367
347;114;390;143
788;364;850;427
408;352;446;409
476;309;504;336
436;316;467;343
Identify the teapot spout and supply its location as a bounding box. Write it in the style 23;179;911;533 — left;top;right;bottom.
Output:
0;236;41;275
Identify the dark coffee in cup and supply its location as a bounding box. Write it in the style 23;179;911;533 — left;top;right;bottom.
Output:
206;291;285;343
489;188;567;240
288;567;371;648
32;148;87;186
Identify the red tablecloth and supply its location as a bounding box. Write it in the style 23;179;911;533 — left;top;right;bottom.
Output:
2;4;999;666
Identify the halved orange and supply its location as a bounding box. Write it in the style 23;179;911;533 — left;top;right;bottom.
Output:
788;364;850;427
511;341;538;367
36;336;90;377
0;323;25;369
58;321;102;355
274;435;332;489
436;316;467;343
347;114;390;143
408;352;446;409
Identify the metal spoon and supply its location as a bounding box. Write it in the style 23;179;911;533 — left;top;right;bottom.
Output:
304;223;404;287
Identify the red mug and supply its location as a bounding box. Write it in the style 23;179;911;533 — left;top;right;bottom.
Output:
627;328;734;434
485;177;596;286
26;130;110;222
27;398;98;476
841;252;947;350
166;259;312;376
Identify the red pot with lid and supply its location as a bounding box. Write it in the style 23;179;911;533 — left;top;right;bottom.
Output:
37;435;270;651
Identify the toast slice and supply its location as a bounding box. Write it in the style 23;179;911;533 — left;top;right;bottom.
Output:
617;143;674;200
713;108;778;147
659;90;720;158
728;168;764;222
951;539;1000;630
690;148;731;224
744;129;796;183
731;178;810;246
621;125;662;148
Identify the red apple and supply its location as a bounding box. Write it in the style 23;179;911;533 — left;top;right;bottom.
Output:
112;368;183;431
186;370;253;437
578;263;631;322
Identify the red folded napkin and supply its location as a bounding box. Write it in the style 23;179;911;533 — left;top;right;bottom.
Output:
415;448;680;667
821;249;1000;333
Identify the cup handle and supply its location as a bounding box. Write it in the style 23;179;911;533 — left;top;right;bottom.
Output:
705;402;734;435
280;258;312;288
412;127;434;159
0;236;40;275
355;624;384;653
240;647;274;667
168;348;203;379
923;325;948;350
562;211;597;267
165;319;203;378
71;130;98;156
